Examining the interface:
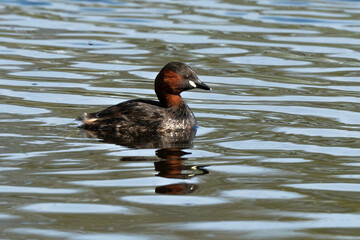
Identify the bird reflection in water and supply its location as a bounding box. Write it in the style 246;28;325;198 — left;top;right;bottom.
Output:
81;127;209;195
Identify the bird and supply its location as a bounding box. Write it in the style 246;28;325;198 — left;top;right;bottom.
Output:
78;62;211;137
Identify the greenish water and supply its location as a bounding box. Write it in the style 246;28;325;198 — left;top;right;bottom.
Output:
1;0;360;239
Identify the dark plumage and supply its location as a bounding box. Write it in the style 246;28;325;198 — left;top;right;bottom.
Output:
78;62;211;135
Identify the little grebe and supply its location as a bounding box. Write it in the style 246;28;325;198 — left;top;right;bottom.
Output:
78;62;211;135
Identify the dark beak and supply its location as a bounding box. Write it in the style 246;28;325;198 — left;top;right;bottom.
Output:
194;79;212;90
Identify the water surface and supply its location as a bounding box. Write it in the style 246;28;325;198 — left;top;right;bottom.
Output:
1;0;360;239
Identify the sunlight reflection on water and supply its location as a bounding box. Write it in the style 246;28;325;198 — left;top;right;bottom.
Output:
1;0;360;239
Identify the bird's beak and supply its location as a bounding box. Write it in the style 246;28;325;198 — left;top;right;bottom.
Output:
190;79;212;90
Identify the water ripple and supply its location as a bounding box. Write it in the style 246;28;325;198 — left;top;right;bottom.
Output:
0;185;82;194
1;0;360;239
19;203;139;214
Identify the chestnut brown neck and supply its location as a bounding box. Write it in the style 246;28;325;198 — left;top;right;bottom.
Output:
155;70;184;108
159;93;184;108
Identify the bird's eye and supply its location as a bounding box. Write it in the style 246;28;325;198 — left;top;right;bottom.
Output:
185;74;190;78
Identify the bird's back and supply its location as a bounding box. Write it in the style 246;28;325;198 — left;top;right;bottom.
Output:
80;99;196;134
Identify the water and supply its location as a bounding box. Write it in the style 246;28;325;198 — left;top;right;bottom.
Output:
1;0;360;239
